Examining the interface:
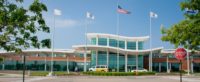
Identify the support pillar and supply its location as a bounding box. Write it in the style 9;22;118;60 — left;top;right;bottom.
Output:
136;53;138;71
2;57;5;70
66;55;69;74
191;56;194;73
107;49;109;70
96;36;98;45
107;38;109;47
84;53;87;72
159;63;161;72
125;40;127;50
96;50;98;66
186;49;190;75
169;63;171;72
117;53;119;72
125;54;128;72
2;63;4;70
44;55;47;71
149;54;152;71
167;56;169;73
136;40;139;72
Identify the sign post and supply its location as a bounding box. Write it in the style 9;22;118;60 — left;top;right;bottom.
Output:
174;48;187;82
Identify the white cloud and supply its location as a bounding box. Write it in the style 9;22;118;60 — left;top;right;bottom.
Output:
45;16;81;28
55;19;79;28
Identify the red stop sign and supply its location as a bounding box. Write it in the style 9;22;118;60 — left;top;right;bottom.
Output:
174;48;187;60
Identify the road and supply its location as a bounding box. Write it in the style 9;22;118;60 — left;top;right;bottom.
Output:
0;76;200;82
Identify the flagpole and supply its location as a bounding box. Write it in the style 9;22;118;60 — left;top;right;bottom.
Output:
116;0;120;72
84;17;88;72
49;12;56;76
149;11;152;72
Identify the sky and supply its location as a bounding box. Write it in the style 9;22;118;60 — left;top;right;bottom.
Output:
23;0;185;50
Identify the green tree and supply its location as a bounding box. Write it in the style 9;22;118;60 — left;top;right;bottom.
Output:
0;0;50;53
161;0;200;50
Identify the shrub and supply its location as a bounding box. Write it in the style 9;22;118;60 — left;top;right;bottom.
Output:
30;71;49;76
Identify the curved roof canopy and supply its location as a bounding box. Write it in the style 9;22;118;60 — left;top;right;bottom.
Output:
87;33;149;42
73;45;163;55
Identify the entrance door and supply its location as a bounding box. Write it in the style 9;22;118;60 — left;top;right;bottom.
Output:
127;65;136;72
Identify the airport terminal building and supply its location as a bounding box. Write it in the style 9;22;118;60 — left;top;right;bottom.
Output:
0;33;200;73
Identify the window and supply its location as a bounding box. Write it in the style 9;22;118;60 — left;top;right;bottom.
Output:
98;38;107;46
109;39;117;47
91;38;96;45
119;41;125;49
138;41;143;50
109;52;117;71
97;51;107;65
91;51;97;66
127;42;136;50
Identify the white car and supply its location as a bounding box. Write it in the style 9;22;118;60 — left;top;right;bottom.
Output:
131;68;148;72
89;66;96;71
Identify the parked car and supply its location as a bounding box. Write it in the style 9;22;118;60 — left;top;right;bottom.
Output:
131;68;148;72
89;65;108;72
89;66;96;71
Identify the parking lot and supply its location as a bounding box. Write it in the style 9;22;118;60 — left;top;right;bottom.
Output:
0;76;200;82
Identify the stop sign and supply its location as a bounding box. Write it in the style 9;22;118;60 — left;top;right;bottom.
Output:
174;48;187;60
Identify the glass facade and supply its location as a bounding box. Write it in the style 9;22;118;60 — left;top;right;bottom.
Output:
91;37;143;50
0;60;82;71
119;41;125;49
127;42;136;50
98;38;107;46
91;38;96;45
119;54;125;72
90;51;144;72
89;37;145;72
109;39;117;47
138;42;143;50
109;52;117;72
97;51;107;65
91;51;97;66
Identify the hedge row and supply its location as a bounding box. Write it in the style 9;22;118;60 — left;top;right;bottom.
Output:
82;72;155;76
30;71;71;76
30;71;49;76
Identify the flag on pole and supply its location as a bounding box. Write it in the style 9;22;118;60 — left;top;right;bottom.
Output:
54;9;62;16
86;12;95;20
150;12;158;18
117;5;131;14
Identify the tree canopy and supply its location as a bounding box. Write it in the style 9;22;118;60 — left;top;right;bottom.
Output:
0;0;50;53
161;0;200;50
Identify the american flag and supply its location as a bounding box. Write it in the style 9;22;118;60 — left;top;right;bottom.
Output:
117;5;131;14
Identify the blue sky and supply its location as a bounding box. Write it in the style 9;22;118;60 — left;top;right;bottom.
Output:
24;0;185;49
